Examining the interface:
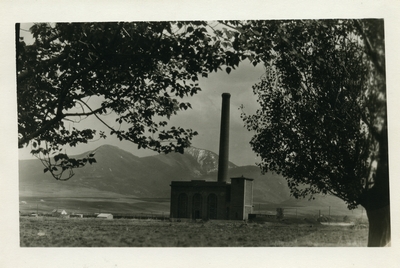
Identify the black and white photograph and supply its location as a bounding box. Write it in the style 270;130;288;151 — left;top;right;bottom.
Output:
1;1;400;267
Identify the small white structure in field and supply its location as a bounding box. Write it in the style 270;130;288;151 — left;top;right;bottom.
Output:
51;209;69;217
97;213;113;220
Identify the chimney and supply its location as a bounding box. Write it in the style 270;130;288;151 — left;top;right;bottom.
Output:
217;93;231;183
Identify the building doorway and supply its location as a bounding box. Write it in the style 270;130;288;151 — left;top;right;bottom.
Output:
177;193;188;218
192;193;202;219
207;193;218;219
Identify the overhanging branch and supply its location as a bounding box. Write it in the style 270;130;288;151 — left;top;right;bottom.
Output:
18;114;64;148
64;105;105;117
78;101;134;142
18;61;100;148
17;50;69;83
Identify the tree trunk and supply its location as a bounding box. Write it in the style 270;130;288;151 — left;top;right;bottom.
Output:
365;205;391;247
362;120;390;247
360;159;390;247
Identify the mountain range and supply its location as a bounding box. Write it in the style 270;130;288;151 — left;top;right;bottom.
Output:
19;144;351;212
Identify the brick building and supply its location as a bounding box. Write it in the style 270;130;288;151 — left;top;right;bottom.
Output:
169;93;254;221
170;176;253;220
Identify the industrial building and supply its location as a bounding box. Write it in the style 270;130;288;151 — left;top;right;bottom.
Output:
170;93;254;221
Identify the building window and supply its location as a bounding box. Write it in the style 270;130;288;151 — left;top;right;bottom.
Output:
207;193;218;219
177;193;188;218
192;193;202;219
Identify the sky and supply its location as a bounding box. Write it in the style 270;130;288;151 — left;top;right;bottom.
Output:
17;24;266;166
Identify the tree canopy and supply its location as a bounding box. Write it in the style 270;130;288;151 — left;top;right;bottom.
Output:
17;21;241;180
238;19;389;246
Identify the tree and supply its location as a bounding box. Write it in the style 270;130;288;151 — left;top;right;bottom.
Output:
239;20;389;246
17;21;241;180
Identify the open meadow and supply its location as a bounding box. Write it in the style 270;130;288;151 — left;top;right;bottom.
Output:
20;216;368;247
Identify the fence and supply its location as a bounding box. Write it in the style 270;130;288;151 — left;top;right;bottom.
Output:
251;204;368;223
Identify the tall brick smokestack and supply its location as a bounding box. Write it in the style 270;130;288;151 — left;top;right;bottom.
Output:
217;93;231;183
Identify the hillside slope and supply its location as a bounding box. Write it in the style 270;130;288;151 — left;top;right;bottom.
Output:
19;145;238;198
19;144;350;211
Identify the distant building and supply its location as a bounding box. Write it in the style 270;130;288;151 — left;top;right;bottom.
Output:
97;213;113;220
51;209;69;217
170;176;253;221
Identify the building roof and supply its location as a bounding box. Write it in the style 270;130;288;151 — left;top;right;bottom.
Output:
231;175;254;181
170;180;228;187
97;213;113;217
51;209;68;214
171;176;254;187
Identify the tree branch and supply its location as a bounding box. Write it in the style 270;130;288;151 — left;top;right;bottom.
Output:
18;59;100;148
217;21;242;33
18;114;64;148
360;109;382;141
64;106;105;117
354;20;385;76
18;23;126;148
17;48;69;83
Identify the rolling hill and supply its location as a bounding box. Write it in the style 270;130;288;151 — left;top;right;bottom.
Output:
19;144;353;215
19;144;289;202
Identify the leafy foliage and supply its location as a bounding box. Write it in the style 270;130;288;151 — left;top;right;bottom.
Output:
17;21;241;180
239;20;387;210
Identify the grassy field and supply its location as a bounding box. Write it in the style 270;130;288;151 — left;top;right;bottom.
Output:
20;216;368;247
19;196;171;215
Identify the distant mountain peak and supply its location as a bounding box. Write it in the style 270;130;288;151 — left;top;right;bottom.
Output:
184;146;214;162
184;146;237;174
93;144;125;152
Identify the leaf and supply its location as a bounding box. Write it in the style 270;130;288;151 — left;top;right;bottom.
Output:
54;153;68;162
88;158;97;164
226;67;231;74
179;103;188;110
